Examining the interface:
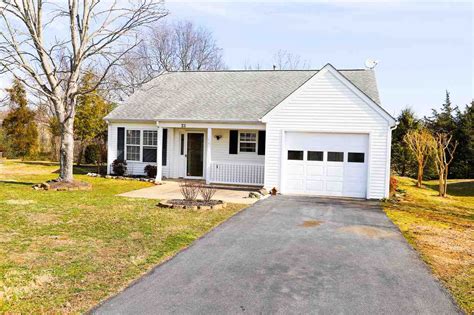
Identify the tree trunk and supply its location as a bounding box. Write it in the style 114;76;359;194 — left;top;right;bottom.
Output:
444;166;449;197
438;175;445;197
59;118;75;182
417;163;423;187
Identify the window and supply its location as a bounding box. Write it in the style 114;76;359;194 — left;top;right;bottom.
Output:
308;151;323;161
328;152;344;162
288;150;304;160
180;134;184;155
143;130;158;163
126;130;141;161
348;152;365;163
239;132;257;152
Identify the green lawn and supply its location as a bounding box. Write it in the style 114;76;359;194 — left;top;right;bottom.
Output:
0;160;246;313
384;176;474;314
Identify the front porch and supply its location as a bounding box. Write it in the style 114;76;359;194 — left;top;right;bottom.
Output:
154;122;266;186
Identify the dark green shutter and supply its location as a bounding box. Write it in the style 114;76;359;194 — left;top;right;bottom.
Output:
229;130;238;154
117;127;125;160
162;129;168;166
258;130;266;155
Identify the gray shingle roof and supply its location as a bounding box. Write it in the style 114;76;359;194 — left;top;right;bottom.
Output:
106;69;380;121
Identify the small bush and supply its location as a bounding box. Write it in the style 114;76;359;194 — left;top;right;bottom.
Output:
389;176;398;196
85;144;100;164
144;165;157;178
179;181;200;201
112;159;127;176
200;185;217;202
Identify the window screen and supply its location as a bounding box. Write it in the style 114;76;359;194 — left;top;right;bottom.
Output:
126;145;140;161
348;152;365;163
327;152;344;162
288;150;304;160
308;151;323;161
239;132;257;152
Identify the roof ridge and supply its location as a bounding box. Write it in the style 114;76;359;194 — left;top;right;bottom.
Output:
166;68;369;73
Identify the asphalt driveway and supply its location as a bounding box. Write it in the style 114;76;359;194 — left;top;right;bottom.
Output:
93;195;459;314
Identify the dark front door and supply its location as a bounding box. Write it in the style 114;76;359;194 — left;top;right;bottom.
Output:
186;133;204;177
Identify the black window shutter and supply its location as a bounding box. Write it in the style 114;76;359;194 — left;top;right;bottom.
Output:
162;129;168;166
117;127;125;160
258;131;266;155
229;130;238;154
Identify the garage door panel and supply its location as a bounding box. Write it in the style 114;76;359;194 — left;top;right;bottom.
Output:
307;165;324;176
287;164;304;177
326;181;343;192
345;167;366;179
326;166;343;177
285;132;368;198
287;179;304;192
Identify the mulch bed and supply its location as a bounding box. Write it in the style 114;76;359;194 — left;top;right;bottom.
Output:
33;180;92;191
158;199;226;210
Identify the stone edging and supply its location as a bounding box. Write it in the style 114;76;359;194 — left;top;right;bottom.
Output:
87;173;156;183
158;200;227;210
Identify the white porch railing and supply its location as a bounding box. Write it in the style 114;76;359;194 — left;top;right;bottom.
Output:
209;162;264;186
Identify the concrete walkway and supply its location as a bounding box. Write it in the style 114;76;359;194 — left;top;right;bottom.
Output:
118;180;260;204
93;195;459;314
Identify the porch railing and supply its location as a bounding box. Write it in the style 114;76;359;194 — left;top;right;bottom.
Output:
209;162;264;186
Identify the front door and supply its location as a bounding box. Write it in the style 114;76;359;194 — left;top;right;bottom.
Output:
186;133;204;177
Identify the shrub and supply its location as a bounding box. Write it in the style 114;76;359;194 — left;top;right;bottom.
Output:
112;159;127;176
389;176;398;196
179;181;200;201
200;185;217;202
144;165;157;178
84;144;100;164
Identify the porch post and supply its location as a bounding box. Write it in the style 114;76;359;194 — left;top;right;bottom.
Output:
206;127;212;184
155;125;163;183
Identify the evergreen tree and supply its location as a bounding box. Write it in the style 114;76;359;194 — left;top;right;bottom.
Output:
425;91;457;134
392;107;420;176
2;80;38;159
451;102;473;178
74;72;113;165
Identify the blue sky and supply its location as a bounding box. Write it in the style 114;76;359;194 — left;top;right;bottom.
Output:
166;1;473;117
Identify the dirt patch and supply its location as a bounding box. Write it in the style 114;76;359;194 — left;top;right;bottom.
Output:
167;199;223;206
27;213;61;225
159;199;226;210
337;225;397;239
4;199;36;205
33;180;92;191
299;220;323;227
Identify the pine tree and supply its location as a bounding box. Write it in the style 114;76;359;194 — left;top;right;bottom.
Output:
426;91;457;134
392;107;420;176
451;102;474;178
2;80;38;159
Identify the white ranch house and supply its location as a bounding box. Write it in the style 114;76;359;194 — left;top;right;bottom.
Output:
105;64;397;199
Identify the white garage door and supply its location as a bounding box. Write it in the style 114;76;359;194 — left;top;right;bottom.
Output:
284;132;368;198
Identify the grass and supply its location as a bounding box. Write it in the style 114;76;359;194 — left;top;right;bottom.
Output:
384;176;474;314
0;160;246;313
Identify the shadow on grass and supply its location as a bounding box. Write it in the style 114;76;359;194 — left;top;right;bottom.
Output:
19;161;58;167
425;180;474;197
0;180;35;186
50;165;107;175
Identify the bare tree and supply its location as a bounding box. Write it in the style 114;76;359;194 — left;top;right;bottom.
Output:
404;128;436;188
273;50;310;70
432;133;458;197
0;0;167;182
108;20;225;100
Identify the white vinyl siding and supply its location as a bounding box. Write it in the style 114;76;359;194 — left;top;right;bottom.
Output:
263;69;391;199
107;123;170;177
